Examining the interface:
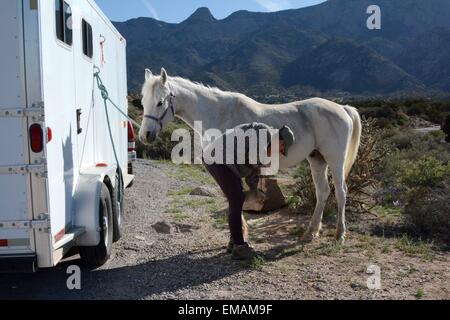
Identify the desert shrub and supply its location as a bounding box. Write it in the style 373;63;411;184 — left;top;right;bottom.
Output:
289;119;390;217
400;157;450;189
380;129;450;189
379;134;450;242
404;176;450;244
384;128;415;150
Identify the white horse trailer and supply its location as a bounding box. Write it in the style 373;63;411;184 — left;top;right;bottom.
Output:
0;0;135;272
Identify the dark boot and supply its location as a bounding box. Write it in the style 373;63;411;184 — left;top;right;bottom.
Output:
226;239;234;254
232;243;256;260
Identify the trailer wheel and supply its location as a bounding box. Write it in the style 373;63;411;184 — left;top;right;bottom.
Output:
112;172;124;242
79;184;113;266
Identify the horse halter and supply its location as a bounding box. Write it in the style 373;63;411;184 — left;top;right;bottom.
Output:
143;92;176;130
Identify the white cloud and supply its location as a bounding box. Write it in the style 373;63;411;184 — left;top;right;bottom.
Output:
140;0;160;20
255;0;292;12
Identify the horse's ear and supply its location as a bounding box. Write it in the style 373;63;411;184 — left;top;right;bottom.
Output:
161;67;168;85
145;68;153;81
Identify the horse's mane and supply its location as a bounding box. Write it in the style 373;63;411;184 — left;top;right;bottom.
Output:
142;74;241;98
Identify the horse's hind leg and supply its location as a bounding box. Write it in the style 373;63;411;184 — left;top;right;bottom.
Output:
329;163;347;242
301;153;330;242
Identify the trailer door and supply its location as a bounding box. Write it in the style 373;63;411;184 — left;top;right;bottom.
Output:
39;0;80;267
73;3;96;169
0;0;40;270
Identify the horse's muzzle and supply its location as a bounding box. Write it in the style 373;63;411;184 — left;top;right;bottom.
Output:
139;130;156;145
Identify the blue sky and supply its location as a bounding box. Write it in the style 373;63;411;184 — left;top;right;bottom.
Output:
95;0;326;23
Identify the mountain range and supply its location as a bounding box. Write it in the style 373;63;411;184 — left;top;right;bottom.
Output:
114;0;450;98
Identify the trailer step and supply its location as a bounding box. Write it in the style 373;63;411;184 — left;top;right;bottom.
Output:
53;227;85;250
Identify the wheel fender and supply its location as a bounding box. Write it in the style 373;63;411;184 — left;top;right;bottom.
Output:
74;165;117;246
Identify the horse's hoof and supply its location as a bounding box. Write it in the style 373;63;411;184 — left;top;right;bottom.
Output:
335;234;346;244
299;233;319;244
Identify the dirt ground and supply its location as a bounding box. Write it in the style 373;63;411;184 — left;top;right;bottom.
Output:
1;159;449;300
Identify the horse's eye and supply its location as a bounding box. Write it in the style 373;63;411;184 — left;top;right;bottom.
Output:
157;101;163;107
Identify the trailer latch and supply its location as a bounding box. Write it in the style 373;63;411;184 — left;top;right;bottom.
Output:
76;109;83;134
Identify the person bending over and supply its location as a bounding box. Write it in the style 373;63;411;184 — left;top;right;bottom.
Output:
203;123;295;260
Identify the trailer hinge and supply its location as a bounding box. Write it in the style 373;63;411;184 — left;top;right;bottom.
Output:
0;214;50;233
0;163;47;177
0;103;44;121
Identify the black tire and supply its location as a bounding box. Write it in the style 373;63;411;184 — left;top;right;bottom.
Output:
112;172;124;242
79;184;113;266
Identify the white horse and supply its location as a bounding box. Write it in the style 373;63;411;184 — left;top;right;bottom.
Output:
139;68;362;242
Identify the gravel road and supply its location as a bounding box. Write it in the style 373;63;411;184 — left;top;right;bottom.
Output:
1;159;449;300
414;126;442;134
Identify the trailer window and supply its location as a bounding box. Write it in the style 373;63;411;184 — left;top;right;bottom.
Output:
82;20;93;58
55;0;72;46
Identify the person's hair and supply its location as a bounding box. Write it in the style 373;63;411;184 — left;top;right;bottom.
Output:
279;126;287;141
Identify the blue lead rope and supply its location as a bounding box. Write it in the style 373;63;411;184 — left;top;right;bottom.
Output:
93;67;142;129
93;66;138;201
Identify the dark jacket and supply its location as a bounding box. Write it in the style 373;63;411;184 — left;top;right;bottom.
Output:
203;122;273;190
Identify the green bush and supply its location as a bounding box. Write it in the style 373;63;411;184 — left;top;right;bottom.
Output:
401;157;450;189
405;177;450;244
380;129;450;188
379;131;450;243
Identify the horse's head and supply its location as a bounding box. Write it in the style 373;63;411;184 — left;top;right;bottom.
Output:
139;67;175;144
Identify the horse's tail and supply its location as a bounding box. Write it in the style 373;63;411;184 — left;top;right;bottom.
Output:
343;106;362;178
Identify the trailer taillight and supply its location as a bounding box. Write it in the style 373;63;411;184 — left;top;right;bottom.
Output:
0;240;8;247
47;127;53;143
128;121;136;152
127;121;135;142
29;124;43;153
